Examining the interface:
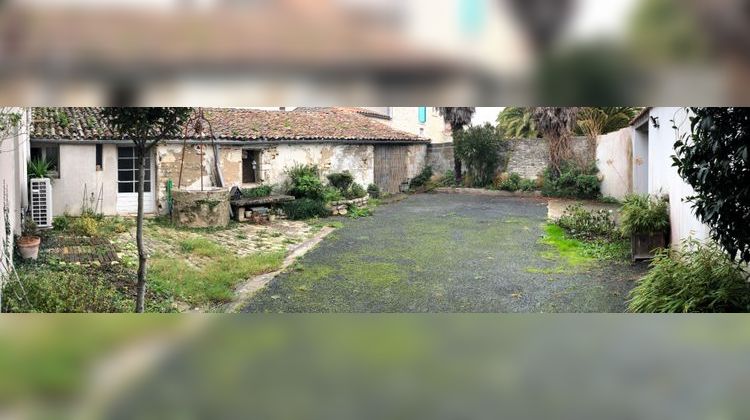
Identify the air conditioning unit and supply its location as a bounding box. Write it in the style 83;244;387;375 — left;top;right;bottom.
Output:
29;178;52;228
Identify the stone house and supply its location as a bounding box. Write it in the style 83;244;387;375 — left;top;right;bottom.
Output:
29;107;429;216
630;107;709;246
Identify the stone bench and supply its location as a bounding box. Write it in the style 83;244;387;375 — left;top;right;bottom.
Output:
230;195;295;222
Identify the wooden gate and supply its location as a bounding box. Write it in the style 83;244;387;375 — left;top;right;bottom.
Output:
374;145;410;194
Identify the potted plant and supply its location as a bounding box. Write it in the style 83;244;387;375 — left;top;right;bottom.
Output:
18;216;41;260
620;194;670;261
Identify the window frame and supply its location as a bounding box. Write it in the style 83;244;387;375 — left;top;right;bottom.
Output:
241;149;262;185
117;146;151;194
30;144;61;178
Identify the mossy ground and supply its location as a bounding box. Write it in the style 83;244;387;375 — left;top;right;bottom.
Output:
243;194;645;312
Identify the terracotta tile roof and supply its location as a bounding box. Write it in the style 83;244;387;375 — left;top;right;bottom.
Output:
31;107;426;143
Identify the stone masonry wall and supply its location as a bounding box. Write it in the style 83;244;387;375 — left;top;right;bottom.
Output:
425;143;455;174
427;137;591;180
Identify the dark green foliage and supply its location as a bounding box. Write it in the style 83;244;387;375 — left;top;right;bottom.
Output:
346;204;372;219
557;204;617;240
286;164;325;200
674;107;750;263
2;266;132;313
628;241;750;313
326;172;354;191
518;179;537;192
241;185;272;198
541;163;601;199
27;159;52;178
283;198;330;220
454;123;504;187
344;183;367;200
619;194;670;236
439;170;456;187
497;173;522;192
366;184;381;199
52;215;71;231
322;186;343;203
497;107;537;138
409;165;433;189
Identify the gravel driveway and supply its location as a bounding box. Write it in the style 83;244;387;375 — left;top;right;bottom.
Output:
242;194;645;312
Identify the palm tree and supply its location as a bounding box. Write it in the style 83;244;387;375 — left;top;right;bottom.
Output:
436;107;475;183
531;107;579;177
577;107;639;136
576;107;640;163
496;107;537;138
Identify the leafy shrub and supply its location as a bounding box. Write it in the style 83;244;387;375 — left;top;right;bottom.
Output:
496;172;522;191
322;186;343;203
518;179;537;192
286;164;324;200
409;165;434;189
620;194;670;236
70;216;99;237
241;185;272;198
346;204;372;219
557;204;617;240
2;266;131;313
599;195;620;204
326;172;354;191
344;183;367;199
628;241;750;313
366;184;381;199
454;123;504;187
675;107;750;263
439;170;456;187
542;163;601;199
52;214;72;231
282;198;330;220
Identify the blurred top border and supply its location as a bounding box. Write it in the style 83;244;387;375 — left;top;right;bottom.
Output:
0;0;748;106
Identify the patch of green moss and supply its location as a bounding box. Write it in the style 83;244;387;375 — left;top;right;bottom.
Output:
525;224;596;274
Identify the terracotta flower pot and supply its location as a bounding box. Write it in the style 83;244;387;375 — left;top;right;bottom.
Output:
18;235;41;260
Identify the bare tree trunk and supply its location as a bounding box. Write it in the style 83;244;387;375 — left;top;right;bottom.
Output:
453;129;463;184
135;147;147;313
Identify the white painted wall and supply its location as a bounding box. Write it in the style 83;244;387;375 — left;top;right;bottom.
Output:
0;109;30;273
386;107;452;144
596;127;632;200
45;144;119;216
639;107;710;246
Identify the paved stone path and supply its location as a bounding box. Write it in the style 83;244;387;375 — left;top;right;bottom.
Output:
242;194;646;312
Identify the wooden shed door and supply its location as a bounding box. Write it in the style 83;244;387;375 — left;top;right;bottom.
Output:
374;145;410;194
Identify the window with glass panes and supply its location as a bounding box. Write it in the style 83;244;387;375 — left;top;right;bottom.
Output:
117;147;151;193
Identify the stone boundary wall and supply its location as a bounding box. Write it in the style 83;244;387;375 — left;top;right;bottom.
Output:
505;137;590;180
426;137;592;180
329;196;369;216
425;143;454;174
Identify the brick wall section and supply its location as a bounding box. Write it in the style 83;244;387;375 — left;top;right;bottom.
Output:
426;137;592;179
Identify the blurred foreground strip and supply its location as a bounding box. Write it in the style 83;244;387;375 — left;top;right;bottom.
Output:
0;0;749;105
2;316;750;419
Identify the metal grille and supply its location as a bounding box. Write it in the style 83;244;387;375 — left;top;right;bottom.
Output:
30;178;52;228
374;145;410;194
